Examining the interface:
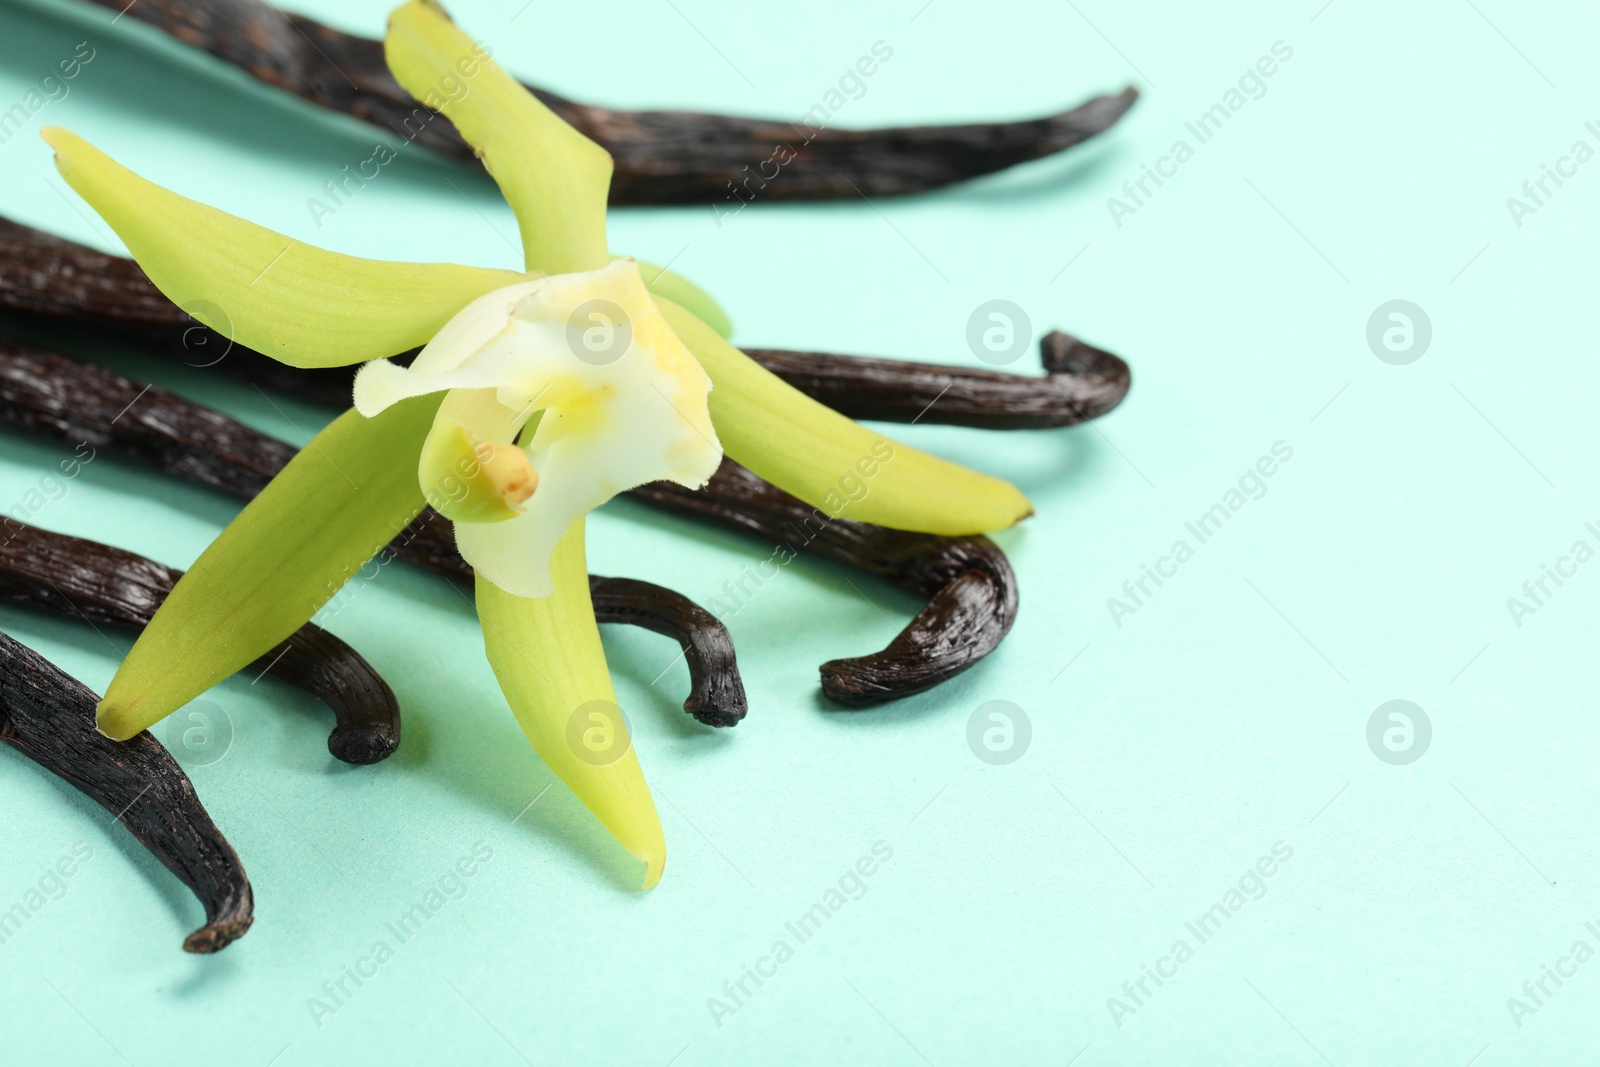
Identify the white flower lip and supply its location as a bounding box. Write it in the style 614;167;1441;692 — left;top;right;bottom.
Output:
353;258;722;597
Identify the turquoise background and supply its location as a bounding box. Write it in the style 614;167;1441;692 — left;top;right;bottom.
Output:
0;0;1596;1062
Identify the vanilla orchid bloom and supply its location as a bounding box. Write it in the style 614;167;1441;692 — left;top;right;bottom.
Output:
355;262;722;597
46;0;1031;889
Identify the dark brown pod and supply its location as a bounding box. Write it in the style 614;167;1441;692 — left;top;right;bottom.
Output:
0;630;253;952
745;330;1130;430
0;217;1123;707
0;216;362;407
589;576;744;727
0;517;400;763
629;460;1017;705
72;0;1135;205
0;339;747;725
0;215;1130;425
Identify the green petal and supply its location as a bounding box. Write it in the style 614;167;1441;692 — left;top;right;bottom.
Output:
42;127;524;369
96;396;442;740
658;298;1034;535
627;257;733;339
476;519;666;888
385;0;612;276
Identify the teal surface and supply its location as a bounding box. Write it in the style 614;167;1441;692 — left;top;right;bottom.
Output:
0;0;1595;1063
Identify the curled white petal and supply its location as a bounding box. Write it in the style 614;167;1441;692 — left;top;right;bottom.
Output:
352;259;721;597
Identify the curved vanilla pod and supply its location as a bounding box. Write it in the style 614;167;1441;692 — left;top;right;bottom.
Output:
0;216;1132;428
70;0;1136;204
0;316;1022;707
0;630;253;951
376;511;747;726
744;331;1131;429
589;576;744;727
0;218;1057;705
629;459;1017;705
0;340;746;725
0;517;400;762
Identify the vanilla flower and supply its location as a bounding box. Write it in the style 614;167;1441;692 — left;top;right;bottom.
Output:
46;0;1030;888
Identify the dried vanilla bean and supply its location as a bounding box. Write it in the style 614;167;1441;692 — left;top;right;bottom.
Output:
74;0;1136;204
0;340;747;725
0;630;253;952
0;215;1131;427
0;334;299;498
0;337;1007;704
0;517;400;763
589;576;743;728
0;218;1077;704
0;216;360;407
631;459;1017;705
0;218;180;328
745;331;1130;429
